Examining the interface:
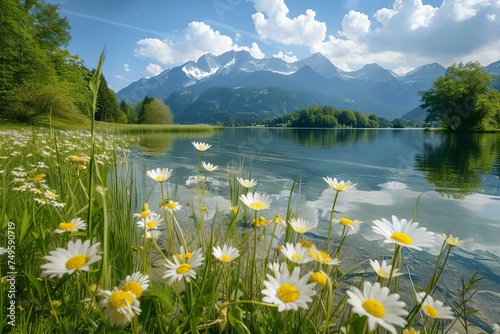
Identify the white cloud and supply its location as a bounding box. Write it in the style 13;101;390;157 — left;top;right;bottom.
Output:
251;0;326;52
145;63;163;76
273;51;297;63
134;21;265;65
124;64;131;72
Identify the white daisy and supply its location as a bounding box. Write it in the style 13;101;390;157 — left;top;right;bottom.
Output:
416;292;455;319
239;192;271;211
137;213;164;230
54;218;87;234
40;239;101;278
262;266;316;312
145;230;161;240
308;245;341;266
100;288;141;327
236;177;258;188
119;272;149;298
146;167;172;182
163;248;204;285
280;242;313;264
332;217;362;231
308;271;329;286
192;141;211;152
323;176;357;192
346;281;408;334
160;199;182;213
369;259;404;279
438;233;464;247
212;244;240;263
372;215;435;251
267;262;284;276
202;161;218;172
289;217;317;234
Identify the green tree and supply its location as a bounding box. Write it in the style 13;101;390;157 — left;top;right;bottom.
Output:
120;100;138;124
419;62;500;131
336;110;357;127
94;74;122;122
140;98;173;124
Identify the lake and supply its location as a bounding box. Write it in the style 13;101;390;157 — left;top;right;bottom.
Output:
130;128;500;329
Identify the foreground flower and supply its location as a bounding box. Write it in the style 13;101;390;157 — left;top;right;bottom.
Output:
40;239;101;278
309;271;328;286
160;199;182;213
133;203;154;219
240;192;271;211
54;218;87;234
212;245;240;263
346;281;408;334
439;233;464;247
289;217;317;234
251;216;270;227
137;213;164;230
202;161;218;172
163;248;204;285
333;217;362;231
100;288;141;327
280;242;313;264
308;245;341;266
146;168;172;182
262;266;316;312
192;141;211;151
323;176;357;192
369;259;403;279
416;292;455;319
236;177;258;188
120;272;149;298
372;215;435;251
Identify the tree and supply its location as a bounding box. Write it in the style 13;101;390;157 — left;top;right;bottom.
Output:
140;98;173;124
94;74;122;122
120;100;138;124
419;62;500;131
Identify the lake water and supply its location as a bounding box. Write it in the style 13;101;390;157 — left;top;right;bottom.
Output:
130;128;500;330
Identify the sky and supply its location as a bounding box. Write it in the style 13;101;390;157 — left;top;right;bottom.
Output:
50;0;500;92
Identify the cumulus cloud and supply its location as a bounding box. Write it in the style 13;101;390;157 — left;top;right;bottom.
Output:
145;63;163;76
273;51;297;63
134;21;264;65
124;64;131;72
250;0;500;72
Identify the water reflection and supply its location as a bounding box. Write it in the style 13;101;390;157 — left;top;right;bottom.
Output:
414;132;499;198
273;128;378;148
138;132;216;156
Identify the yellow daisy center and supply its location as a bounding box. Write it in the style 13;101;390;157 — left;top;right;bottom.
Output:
155;175;164;181
109;291;134;309
220;254;231;262
146;221;157;229
391;232;413;245
377;269;389;278
249;202;265;210
28;173;46;182
291;254;302;261
140;211;150;218
362;299;385;318
46;192;56;199
340;217;353;225
423;305;439;318
320;251;332;262
299;240;313;248
59;222;76;231
122;281;143;298
176;263;191;274
66;255;88;270
167;202;178;209
277;283;299;303
296;227;306;234
309;272;327;286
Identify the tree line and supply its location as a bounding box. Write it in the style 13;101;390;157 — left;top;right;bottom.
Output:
0;0;172;125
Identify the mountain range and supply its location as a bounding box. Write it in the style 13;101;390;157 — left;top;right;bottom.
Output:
116;51;500;124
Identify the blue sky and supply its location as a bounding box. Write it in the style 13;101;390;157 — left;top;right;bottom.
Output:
51;0;500;92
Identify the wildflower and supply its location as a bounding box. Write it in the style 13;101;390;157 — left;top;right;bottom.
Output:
346;281;408;334
96;185;105;195
240;192;271;211
403;328;419;334
236;177;258;188
137;213;164;230
252;216;270;227
309;271;328;286
213;245;240;263
146;167;172;182
308;246;340;266
272;214;285;225
160;199;182;213
120;272;149;298
289;217;317;234
27;173;46;182
40;239;101;278
416;292;455;319
55;218;87;234
44;190;58;200
262;266;316;312
372;215;435;251
438;233;464;247
192;141;211;151
369;259;403;279
163;248;204;285
133;203;154;219
267;262;284;275
280;243;313;264
333;217;362;231
66;155;90;165
323;176;356;192
145;230;161;240
100;288;141;327
202;161;218;172
298;240;314;249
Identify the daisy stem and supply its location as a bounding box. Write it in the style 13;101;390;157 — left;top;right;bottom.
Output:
426;242;451;294
323;276;334;334
387;245;401;291
333;225;348;259
77;270;106;323
44;279;60;325
160;182;176;254
265;220;279;266
326;191;340;254
101;184;109;290
283;310;287;333
172;213;187;250
249;210;258;321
